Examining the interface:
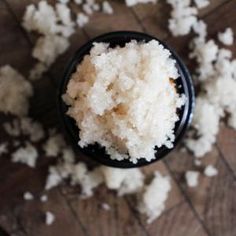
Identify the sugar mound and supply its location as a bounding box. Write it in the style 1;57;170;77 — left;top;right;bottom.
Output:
0;65;33;117
185;170;199;187
76;13;89;27
65;40;185;163
138;171;171;224
218;28;234;46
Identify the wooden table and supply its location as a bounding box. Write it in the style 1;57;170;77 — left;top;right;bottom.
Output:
0;0;235;235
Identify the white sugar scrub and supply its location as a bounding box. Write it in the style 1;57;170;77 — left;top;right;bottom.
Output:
64;40;186;163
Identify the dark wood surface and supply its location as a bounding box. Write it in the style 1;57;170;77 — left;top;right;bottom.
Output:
0;0;236;235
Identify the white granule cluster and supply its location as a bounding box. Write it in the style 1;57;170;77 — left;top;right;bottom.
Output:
193;0;209;9
43;133;66;157
125;0;157;7
65;40;185;163
186;21;236;157
167;0;198;36
218;28;234;46
76;13;89;28
23;191;34;200
0;65;33;117
22;1;72;78
0;143;8;157
101;203;111;211
102;1;113;14
138;171;171;224
12;142;38;168
204;165;218;177
185;170;199;187
101;167;144;196
40;195;48;202
3;120;21;137
45;211;55;225
20;118;45;142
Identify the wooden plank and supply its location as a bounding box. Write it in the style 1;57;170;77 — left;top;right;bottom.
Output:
65;186;148;236
217;126;236;176
165;146;236;236
141;202;208;236
82;0;143;38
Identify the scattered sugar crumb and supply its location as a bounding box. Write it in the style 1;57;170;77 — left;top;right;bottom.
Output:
102;1;113;14
45;211;55;225
125;0;157;7
101;167;144;196
29;62;48;80
167;0;198;36
23;191;34;200
194;159;201;166
218;28;234;46
43;133;66;157
0;143;8;156
3;120;21;137
76;13;89;28
74;0;82;4
12;142;38;168
40;195;48;202
62;148;75;163
193;0;209;9
204;165;218;177
45;167;63;190
33;35;69;66
0;65;33;117
185;171;199;187
20;118;45;142
138;171;171;224
101;203;111;211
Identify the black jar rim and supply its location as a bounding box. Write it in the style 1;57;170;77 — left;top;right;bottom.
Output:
57;31;195;168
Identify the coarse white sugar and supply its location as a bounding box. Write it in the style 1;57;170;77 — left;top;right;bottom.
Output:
29;62;48;80
101;203;111;211
58;0;70;4
76;13;89;27
193;0;209;9
167;0;198;36
40;194;48;202
22;1;58;35
20;118;45;142
125;0;157;7
138;171;171;224
12;142;38;168
43;133;66;157
45;166;63;190
45;211;55;225
0;143;8;157
82;4;93;15
185;97;220;157
74;0;82;4
0;65;33;117
3;120;21;137
70;162;88;185
204;165;218;177
65;40;185;163
79;167;104;198
56;3;75;28
102;1;113;14
218;28;234;46
101;167;144;196
185;170;199;187
33;35;69;67
194;159;201;166
23;191;34;200
62;148;75;163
